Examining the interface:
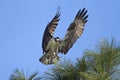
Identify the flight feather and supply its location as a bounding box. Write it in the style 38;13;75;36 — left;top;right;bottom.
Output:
60;8;88;54
40;8;88;65
42;8;60;52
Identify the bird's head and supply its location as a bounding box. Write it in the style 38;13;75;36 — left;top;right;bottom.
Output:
54;37;61;43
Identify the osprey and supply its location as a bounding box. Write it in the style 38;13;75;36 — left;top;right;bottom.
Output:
39;7;88;65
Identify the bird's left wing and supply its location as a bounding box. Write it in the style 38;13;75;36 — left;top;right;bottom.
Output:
42;8;60;52
60;8;88;54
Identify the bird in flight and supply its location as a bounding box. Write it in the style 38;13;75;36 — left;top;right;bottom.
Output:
39;7;88;65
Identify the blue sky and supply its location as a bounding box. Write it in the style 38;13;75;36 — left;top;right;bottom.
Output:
0;0;120;79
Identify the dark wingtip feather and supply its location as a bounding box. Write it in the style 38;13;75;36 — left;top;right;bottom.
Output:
79;8;85;16
84;20;88;23
83;15;89;21
51;7;60;23
75;9;81;19
75;8;88;19
75;8;88;22
55;6;60;18
82;10;87;18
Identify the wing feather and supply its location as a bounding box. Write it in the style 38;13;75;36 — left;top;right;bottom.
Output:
60;8;88;54
42;8;60;52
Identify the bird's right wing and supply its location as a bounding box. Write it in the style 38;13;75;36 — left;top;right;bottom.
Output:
42;8;60;52
60;8;88;54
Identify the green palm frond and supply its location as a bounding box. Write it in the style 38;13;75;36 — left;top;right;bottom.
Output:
84;38;120;80
44;59;75;80
10;38;120;80
44;58;88;80
9;69;26;80
44;38;120;80
28;72;39;80
9;69;41;80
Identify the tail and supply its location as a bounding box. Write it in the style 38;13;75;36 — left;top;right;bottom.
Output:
39;53;60;65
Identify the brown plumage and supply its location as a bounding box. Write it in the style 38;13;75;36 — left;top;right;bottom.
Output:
42;8;60;52
40;7;88;65
60;8;88;54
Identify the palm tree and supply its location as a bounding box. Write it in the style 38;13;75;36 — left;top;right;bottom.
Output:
9;69;42;80
43;57;88;80
9;38;120;80
43;38;120;80
81;38;120;80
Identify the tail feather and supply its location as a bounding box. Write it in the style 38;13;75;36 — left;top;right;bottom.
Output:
39;54;60;65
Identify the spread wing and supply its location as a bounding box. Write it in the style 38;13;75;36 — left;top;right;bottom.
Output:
60;8;88;54
42;8;60;52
